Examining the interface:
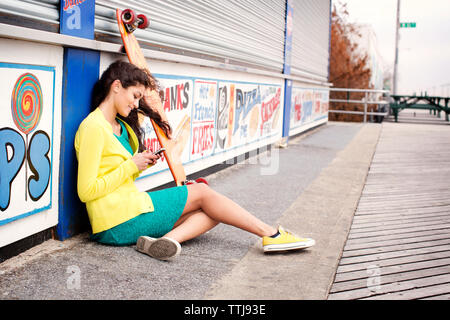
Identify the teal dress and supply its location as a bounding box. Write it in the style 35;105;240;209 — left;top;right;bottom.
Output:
91;119;188;246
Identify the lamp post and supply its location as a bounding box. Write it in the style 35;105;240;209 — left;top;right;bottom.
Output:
393;0;400;95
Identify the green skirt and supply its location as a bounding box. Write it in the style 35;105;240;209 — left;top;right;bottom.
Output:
91;185;188;246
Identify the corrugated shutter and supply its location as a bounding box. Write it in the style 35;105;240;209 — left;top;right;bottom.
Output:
0;0;59;28
95;0;286;72
291;0;330;81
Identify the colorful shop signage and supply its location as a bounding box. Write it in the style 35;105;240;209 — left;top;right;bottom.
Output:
0;63;55;226
138;75;282;179
290;87;329;131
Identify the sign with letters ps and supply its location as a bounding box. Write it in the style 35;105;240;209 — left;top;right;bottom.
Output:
0;63;55;226
60;0;95;39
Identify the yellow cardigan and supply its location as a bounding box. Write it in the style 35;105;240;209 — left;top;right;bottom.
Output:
74;108;154;234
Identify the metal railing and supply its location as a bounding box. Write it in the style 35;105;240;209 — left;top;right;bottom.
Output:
328;88;391;123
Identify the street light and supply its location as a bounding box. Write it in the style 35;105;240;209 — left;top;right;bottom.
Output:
393;0;400;95
393;0;416;96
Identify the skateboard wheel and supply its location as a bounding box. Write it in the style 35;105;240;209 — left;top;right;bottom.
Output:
195;178;209;185
122;9;136;25
184;178;208;185
137;14;150;29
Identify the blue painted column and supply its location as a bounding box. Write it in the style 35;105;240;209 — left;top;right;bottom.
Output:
282;0;294;139
57;0;100;240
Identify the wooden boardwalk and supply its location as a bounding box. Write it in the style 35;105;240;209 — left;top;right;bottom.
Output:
328;120;450;300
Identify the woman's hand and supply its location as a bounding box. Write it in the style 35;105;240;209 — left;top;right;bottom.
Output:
132;151;160;171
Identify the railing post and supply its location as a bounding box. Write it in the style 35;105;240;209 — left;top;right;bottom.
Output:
364;91;368;123
446;99;449;122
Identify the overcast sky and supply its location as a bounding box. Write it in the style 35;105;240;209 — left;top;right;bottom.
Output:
334;0;450;96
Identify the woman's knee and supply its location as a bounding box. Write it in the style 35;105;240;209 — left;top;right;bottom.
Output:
185;183;213;210
188;182;212;197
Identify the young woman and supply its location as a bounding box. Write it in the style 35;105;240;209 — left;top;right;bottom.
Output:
75;60;315;261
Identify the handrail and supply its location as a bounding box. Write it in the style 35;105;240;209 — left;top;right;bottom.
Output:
330;88;389;94
328;88;391;123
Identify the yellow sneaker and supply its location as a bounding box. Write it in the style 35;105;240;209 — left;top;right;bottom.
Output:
262;226;315;252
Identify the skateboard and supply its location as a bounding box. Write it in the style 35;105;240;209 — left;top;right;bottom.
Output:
116;8;207;186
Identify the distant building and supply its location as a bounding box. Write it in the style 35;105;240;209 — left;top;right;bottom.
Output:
349;23;386;90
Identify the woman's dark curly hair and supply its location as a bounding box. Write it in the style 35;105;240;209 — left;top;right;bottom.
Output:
91;60;171;152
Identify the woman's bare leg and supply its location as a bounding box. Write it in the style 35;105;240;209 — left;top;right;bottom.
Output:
165;184;277;243
164;210;218;243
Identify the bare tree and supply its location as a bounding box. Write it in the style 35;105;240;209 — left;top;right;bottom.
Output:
329;4;372;122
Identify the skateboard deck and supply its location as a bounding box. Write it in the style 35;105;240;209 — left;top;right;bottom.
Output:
116;8;188;186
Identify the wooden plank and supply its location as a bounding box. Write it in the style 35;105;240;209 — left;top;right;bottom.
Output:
357;199;450;208
363;179;448;185
421;293;450;300
329;274;450;300
339;244;450;266
344;229;450;248
361;185;450;192
349;216;450;232
336;249;450;274
347;223;450;240
354;203;450;215
344;233;450;253
333;257;450;283
358;193;450;203
362;186;450;193
356;201;450;212
368;168;450;173
356;206;450;215
349;221;450;237
351;213;450;229
343;236;450;257
352;210;450;224
357;200;450;209
330;265;450;294
361;282;450;300
367;170;449;175
365;173;448;179
352;212;450;225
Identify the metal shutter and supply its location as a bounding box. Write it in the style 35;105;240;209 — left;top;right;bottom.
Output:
95;0;286;72
0;0;59;29
290;0;331;81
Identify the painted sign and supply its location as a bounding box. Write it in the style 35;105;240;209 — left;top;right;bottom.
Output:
140;77;193;175
290;87;329;131
191;80;217;160
137;75;282;179
215;82;282;153
0;63;55;226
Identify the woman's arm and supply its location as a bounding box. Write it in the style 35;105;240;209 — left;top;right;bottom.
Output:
76;123;139;203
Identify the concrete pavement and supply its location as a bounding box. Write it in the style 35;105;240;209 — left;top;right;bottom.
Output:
0;121;381;300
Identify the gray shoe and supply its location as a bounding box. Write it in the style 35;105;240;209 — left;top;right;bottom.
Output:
136;236;181;260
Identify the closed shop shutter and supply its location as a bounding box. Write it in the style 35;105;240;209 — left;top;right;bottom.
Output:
290;0;331;81
95;0;286;72
0;0;60;31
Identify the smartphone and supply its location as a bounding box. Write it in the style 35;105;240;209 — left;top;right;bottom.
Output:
152;148;166;156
